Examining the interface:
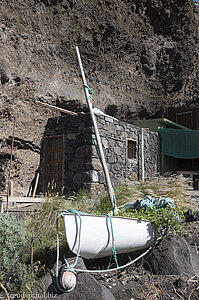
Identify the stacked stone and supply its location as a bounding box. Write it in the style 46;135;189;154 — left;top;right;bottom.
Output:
42;113;159;194
95;114;158;184
142;130;159;178
41;114;94;193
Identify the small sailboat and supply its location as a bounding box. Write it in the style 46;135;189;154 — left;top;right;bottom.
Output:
57;48;155;292
61;47;155;260
63;213;154;259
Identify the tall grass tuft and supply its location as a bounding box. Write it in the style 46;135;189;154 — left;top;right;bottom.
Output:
26;175;191;271
95;174;192;213
26;189;93;271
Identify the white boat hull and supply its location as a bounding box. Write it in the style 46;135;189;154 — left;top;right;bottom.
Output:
63;214;154;259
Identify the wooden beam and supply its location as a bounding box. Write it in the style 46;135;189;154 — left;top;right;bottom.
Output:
0;197;46;213
35;100;78;116
141;128;145;181
0;197;45;203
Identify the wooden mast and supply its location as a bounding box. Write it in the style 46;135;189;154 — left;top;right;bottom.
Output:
141;128;145;181
76;46;117;214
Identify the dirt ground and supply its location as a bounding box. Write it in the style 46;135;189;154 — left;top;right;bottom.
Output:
89;221;199;300
95;266;199;300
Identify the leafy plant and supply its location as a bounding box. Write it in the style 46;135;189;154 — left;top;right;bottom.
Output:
118;207;185;238
93;175;188;240
94;183;140;213
0;213;34;293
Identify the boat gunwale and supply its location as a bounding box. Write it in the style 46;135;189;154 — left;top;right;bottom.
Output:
62;212;151;223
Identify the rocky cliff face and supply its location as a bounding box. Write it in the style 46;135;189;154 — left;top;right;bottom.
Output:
0;0;198;194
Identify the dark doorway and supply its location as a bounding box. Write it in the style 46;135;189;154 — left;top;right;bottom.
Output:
44;136;63;194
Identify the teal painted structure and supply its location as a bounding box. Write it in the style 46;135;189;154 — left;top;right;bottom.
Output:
133;118;187;132
133;118;199;189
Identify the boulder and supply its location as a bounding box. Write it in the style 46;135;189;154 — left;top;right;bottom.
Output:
38;257;115;300
146;236;199;275
184;209;199;222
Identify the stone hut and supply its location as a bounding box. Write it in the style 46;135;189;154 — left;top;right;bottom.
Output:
39;112;159;195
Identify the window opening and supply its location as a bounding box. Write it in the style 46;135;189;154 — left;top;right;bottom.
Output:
127;140;136;159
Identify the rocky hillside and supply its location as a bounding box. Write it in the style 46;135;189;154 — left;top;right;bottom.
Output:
0;0;198;194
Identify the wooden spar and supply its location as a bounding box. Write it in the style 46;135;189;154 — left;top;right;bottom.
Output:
75;46;117;214
35;100;78;116
6;117;16;212
32;172;40;198
141;128;145;182
10;180;13;196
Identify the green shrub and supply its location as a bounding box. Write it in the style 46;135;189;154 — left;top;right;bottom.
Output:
94;176;187;239
0;213;33;293
118;207;185;238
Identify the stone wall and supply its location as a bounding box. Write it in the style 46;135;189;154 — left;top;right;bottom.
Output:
39;113;93;194
41;113;159;194
96;113;159;184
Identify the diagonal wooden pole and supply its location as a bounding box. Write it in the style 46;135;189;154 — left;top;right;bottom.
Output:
76;46;117;214
35;100;78;116
141;128;145;182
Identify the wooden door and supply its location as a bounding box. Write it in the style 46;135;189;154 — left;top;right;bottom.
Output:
44;136;63;194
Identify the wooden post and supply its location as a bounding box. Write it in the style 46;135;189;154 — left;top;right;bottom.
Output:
6;117;16;212
10;180;13;196
76;46;117;214
161;152;165;175
0;199;4;214
32;172;40;198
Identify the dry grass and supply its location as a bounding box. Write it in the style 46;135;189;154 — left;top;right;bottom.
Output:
96;174;194;213
136;280;164;300
25;174;194;267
